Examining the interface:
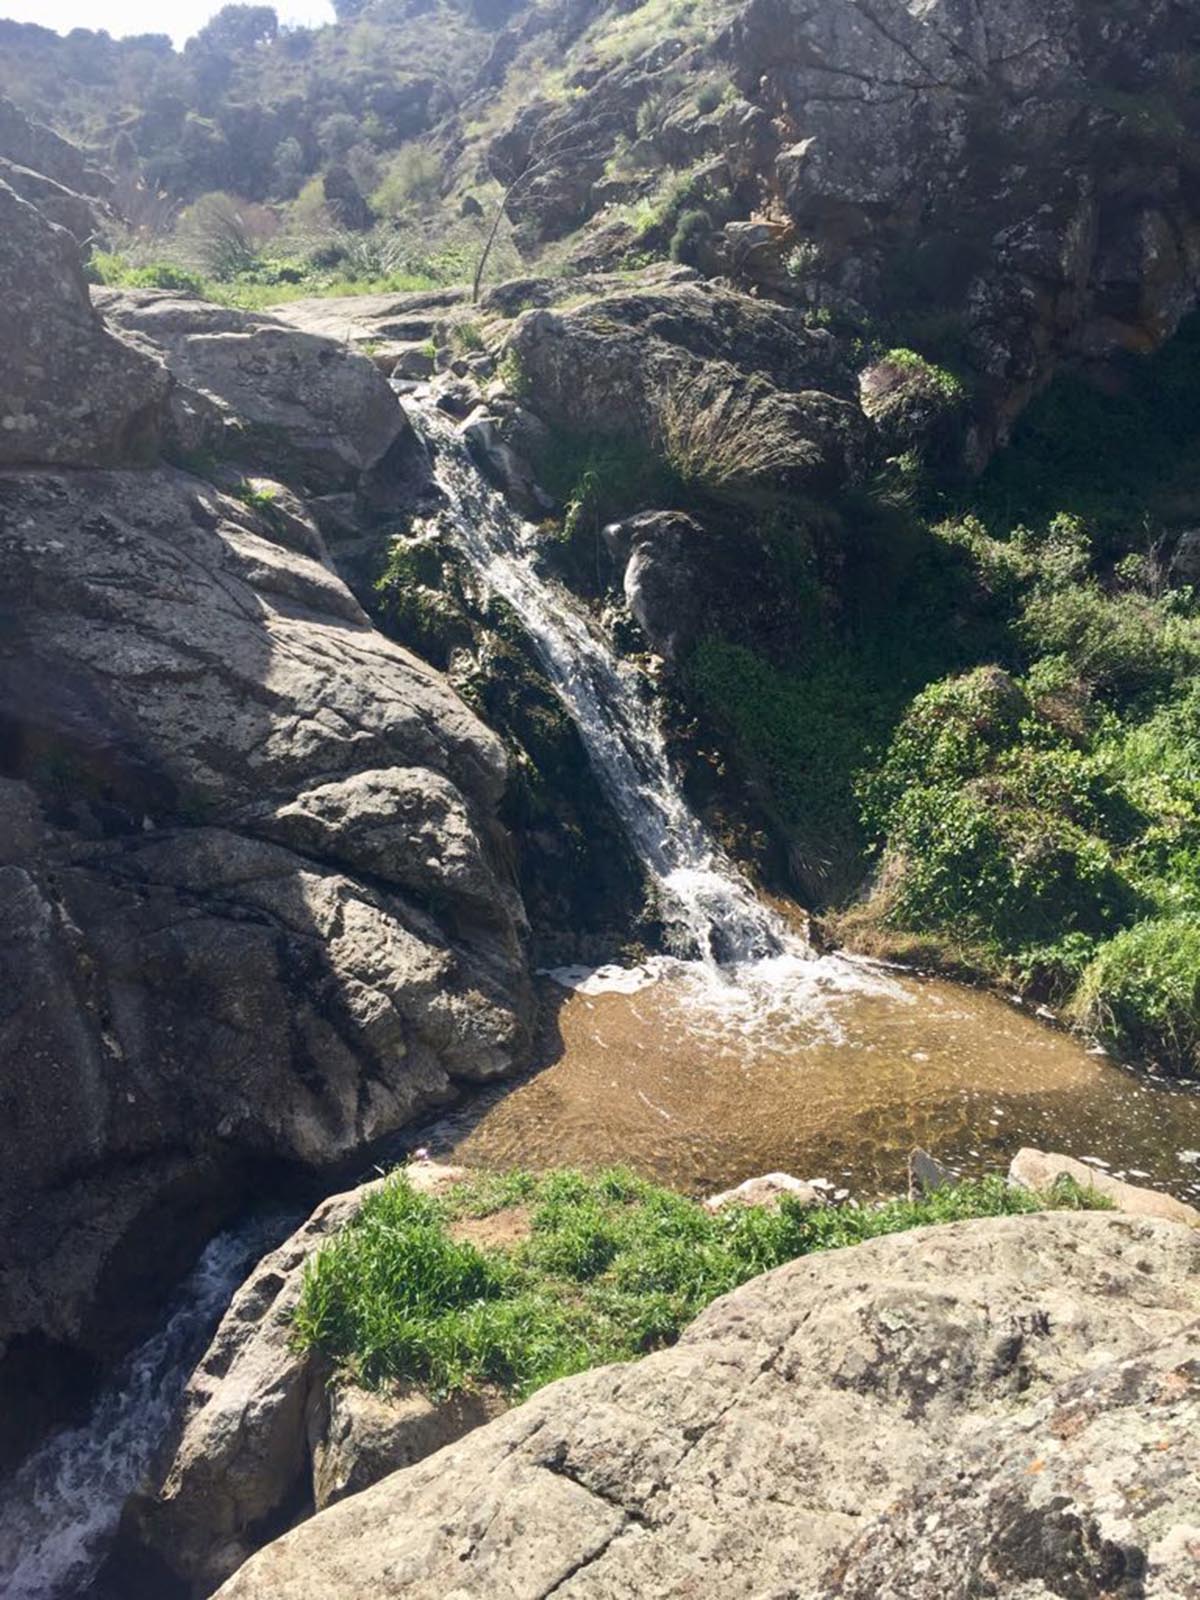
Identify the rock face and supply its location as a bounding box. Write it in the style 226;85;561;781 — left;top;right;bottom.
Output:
485;0;1200;465
214;1212;1200;1599
0;181;168;468
0;166;531;1460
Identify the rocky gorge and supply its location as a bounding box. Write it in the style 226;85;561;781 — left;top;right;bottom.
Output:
3;0;1200;1592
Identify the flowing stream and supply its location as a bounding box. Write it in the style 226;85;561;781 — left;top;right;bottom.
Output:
0;1216;290;1600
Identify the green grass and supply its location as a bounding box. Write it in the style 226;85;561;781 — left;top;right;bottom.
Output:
292;1166;1109;1400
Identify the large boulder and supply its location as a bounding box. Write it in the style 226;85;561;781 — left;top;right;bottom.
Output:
107;1165;495;1597
95;289;418;500
214;1211;1200;1598
0;181;168;469
507;281;868;495
0;462;530;1457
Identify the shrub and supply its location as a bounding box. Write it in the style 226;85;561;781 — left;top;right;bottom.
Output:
293;1167;1108;1398
175;191;275;279
669;206;711;263
1071;915;1200;1074
372;143;443;215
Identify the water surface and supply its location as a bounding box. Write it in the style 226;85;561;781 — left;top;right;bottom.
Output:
432;961;1200;1201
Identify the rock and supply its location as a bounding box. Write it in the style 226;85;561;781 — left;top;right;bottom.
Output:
460;405;553;516
859;350;967;470
112;1185;381;1596
94;289;415;499
1009;1148;1200;1228
825;1321;1200;1598
310;1383;505;1513
726;0;1200;462
508;281;867;495
0;94;111;200
908;1147;954;1196
116;1165;489;1592
0;461;531;1436
703;1171;823;1212
323;163;372;232
0;156;103;242
602;510;707;661
0;181;168;468
213;1212;1200;1599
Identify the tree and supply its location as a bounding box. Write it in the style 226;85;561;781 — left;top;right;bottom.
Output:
271;135;306;196
192;5;279;53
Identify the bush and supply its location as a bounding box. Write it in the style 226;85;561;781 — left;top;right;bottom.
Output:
175;191;276;279
1072;916;1200;1074
669;205;711;263
372;143;443;215
293;1167;1107;1398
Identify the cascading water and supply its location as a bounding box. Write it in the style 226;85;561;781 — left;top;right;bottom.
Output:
412;406;797;969
0;1216;290;1600
409;404;899;1025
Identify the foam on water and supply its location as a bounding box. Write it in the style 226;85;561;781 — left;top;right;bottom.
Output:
0;1217;288;1600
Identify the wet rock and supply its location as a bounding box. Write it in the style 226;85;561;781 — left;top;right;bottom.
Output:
603;511;708;661
1009;1148;1200;1229
461;404;553;516
0;181;168;469
0;461;530;1414
213;1213;1200;1599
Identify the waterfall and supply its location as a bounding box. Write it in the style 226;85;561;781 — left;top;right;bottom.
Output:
0;1216;289;1600
411;406;800;970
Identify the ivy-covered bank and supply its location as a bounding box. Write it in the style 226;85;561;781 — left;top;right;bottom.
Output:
681;319;1200;1076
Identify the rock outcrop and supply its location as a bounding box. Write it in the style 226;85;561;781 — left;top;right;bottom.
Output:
0;181;168;469
214;1211;1200;1599
0;161;532;1462
484;0;1200;466
508;279;867;495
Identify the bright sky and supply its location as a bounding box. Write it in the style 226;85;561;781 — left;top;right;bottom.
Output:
0;0;335;47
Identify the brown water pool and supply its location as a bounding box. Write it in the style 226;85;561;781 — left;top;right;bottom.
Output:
425;958;1200;1201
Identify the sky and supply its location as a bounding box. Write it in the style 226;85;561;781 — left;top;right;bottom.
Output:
0;0;335;47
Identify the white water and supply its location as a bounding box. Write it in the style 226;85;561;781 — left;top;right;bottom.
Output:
0;1218;286;1600
411;405;898;1018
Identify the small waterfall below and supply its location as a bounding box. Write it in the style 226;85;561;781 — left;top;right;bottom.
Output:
0;1216;289;1600
412;406;798;971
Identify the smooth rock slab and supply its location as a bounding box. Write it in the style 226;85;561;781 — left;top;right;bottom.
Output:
214;1212;1200;1599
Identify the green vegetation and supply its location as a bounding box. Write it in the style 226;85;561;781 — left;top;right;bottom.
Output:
293;1166;1108;1399
673;317;1200;1074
